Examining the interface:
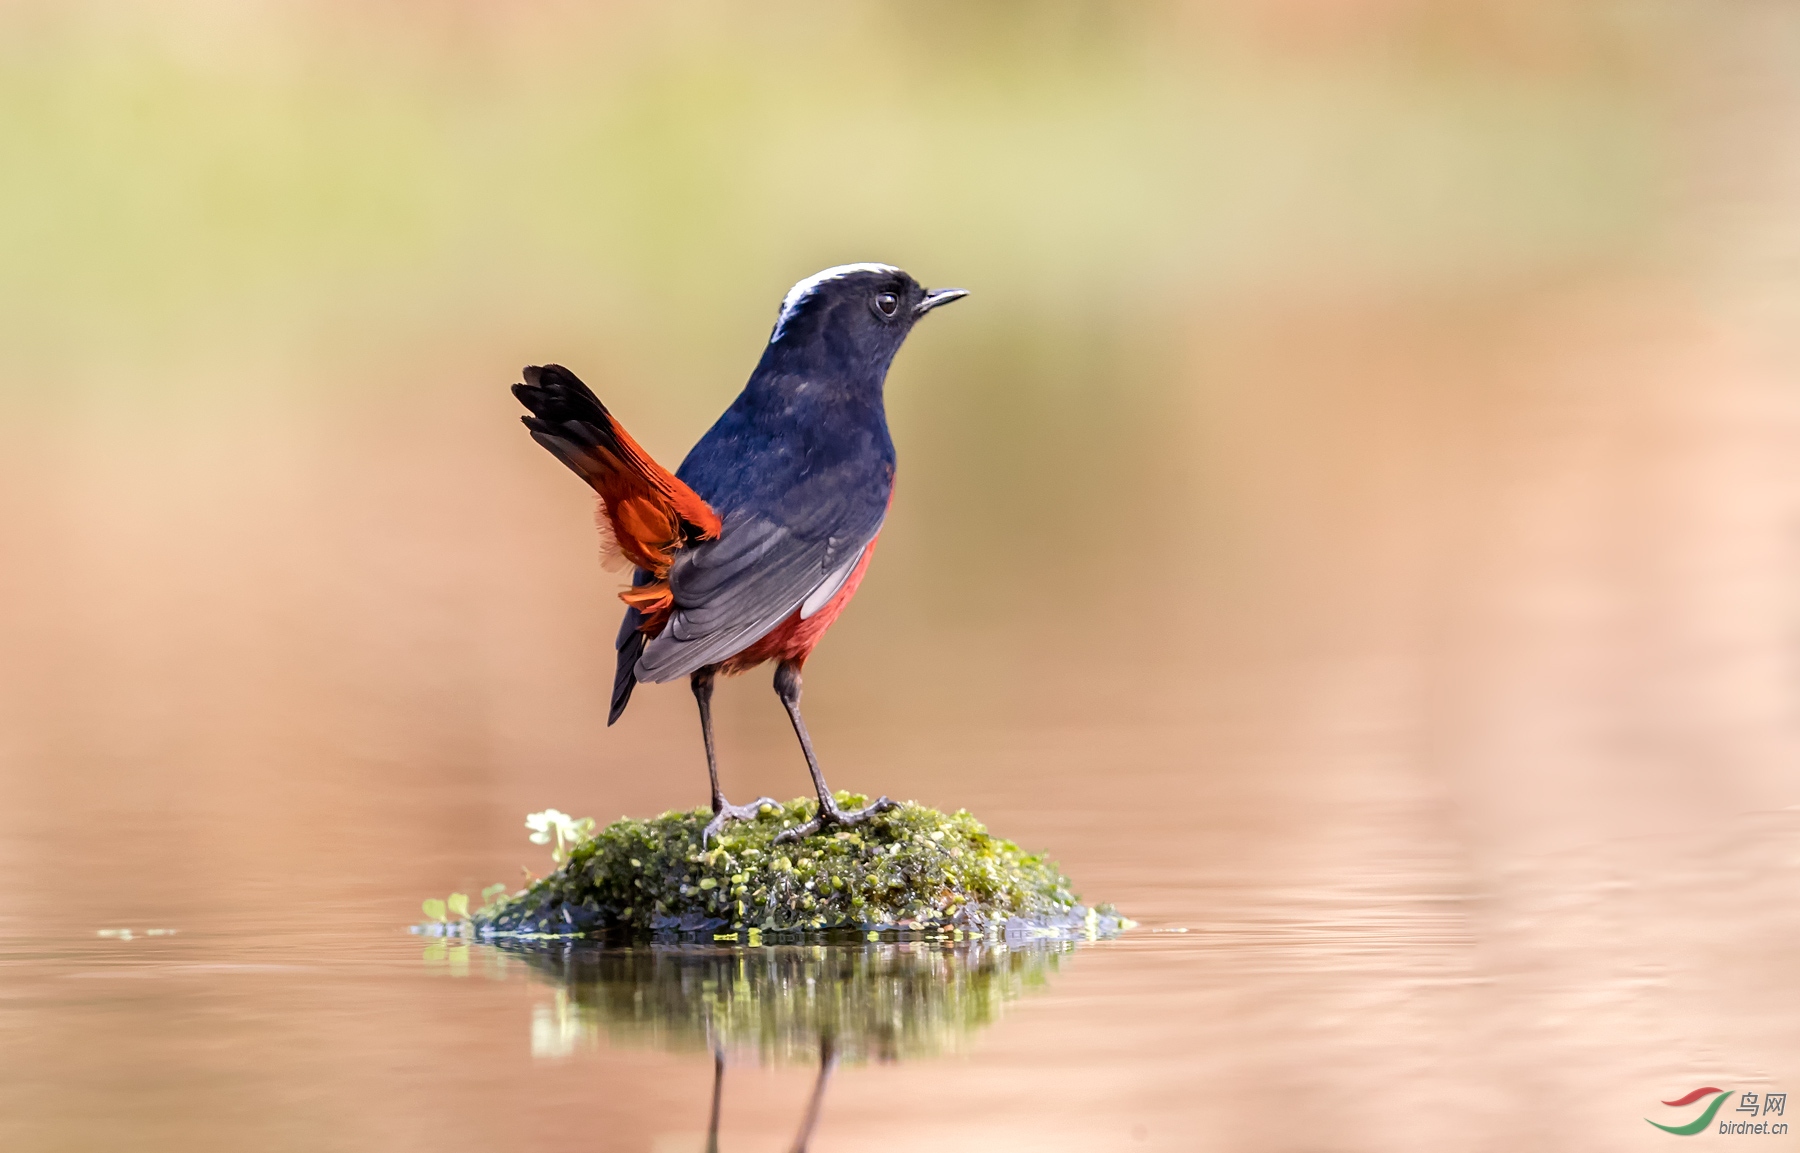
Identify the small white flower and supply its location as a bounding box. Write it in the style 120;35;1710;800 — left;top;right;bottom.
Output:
526;809;595;862
526;809;572;845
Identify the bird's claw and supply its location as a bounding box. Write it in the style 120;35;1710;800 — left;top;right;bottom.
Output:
774;795;896;843
702;796;779;846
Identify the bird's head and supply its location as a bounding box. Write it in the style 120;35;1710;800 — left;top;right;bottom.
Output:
762;263;967;380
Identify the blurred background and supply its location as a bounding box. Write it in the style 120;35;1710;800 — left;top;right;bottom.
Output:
1;1;1797;1150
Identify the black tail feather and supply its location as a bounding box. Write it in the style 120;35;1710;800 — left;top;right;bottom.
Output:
610;608;646;725
512;363;610;426
513;364;623;492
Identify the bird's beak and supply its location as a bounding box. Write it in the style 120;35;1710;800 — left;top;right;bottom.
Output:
914;287;969;317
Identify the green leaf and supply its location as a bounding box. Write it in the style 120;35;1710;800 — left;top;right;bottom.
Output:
446;893;469;919
421;898;447;922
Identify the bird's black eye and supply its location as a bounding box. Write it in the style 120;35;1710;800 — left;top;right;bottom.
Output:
874;291;900;319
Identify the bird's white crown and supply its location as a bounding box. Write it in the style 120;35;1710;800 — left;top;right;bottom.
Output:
770;263;900;344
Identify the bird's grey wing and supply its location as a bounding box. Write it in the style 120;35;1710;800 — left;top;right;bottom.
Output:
634;507;882;683
800;546;866;618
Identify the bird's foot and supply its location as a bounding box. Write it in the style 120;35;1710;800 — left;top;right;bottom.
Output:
702;796;779;846
775;794;897;843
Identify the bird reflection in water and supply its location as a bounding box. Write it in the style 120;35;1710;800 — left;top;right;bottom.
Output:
490;939;1074;1151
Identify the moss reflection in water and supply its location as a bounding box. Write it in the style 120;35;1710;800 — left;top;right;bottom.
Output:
490;939;1081;1149
499;938;1073;1066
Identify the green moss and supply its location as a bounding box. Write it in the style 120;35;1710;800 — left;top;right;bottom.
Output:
474;794;1127;939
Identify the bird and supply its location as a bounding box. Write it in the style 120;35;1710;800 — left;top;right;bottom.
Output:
512;264;967;843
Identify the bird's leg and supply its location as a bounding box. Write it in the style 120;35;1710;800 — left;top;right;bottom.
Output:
693;668;776;845
705;1048;725;1153
772;661;894;843
787;1036;837;1153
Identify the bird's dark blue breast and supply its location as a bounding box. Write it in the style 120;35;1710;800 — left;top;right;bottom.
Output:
675;368;895;536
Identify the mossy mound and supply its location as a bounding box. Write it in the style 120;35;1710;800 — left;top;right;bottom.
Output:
474;794;1128;940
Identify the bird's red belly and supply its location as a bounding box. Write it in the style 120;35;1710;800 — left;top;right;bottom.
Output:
715;536;879;676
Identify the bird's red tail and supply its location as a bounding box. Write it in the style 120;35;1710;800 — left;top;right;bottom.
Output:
513;364;719;628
